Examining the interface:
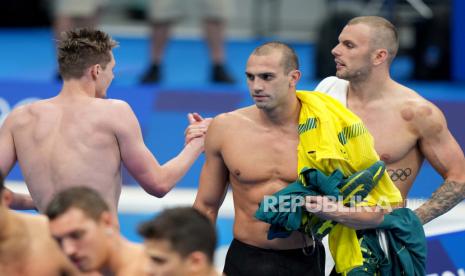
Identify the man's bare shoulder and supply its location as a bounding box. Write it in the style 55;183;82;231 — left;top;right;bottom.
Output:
16;212;49;233
390;82;432;112
88;98;130;111
6;212;53;246
5;99;52;125
391;81;425;102
394;83;435;110
393;85;446;135
102;98;130;107
118;241;147;276
99;99;135;118
206;106;256;146
212;105;256;126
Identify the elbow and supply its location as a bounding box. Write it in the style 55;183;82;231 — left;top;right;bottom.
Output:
141;176;173;198
193;201;218;222
148;190;167;198
145;185;170;198
138;168;180;198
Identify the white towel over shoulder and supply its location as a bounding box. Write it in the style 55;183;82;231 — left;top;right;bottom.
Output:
314;76;349;107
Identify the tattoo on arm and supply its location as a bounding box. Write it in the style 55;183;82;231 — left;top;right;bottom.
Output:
414;180;465;224
387;168;412;182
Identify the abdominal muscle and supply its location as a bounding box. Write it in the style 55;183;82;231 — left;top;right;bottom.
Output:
229;178;313;250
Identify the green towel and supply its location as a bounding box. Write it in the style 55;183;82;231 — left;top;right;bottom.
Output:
346;208;426;276
255;161;386;240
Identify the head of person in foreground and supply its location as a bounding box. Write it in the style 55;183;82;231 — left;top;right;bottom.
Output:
139;207;218;276
45;186;117;273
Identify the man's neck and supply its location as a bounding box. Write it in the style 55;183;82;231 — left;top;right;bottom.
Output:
261;93;301;127
102;236;140;275
194;266;220;276
347;72;392;104
60;79;97;98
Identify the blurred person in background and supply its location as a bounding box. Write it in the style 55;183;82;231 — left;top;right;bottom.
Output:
140;0;235;84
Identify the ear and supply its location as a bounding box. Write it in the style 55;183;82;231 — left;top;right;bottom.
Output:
185;251;208;273
99;211;115;231
373;49;389;66
288;70;302;88
2;189;13;207
90;64;100;79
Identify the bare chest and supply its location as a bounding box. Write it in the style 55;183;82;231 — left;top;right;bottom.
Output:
222;129;299;184
353;107;418;164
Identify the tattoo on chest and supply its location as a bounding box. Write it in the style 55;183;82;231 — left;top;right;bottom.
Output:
387;168;412;181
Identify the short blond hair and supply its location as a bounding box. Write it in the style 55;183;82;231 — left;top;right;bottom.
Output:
348;16;399;64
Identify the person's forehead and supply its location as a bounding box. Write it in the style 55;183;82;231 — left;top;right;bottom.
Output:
340;23;372;42
50;208;94;233
145;239;177;255
246;52;283;71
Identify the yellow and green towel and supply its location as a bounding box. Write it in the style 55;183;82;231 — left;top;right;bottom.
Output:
296;91;402;274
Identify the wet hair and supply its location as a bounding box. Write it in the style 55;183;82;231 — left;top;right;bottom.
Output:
138;207;217;263
252;41;299;73
348;16;399;64
57;28;118;80
45;186;109;221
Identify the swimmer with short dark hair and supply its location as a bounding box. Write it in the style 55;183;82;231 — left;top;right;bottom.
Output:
46;186;148;275
139;207;220;276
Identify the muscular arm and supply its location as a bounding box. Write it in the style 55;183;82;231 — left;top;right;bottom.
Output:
0;111;17;179
0;111;35;209
193;117;229;222
415;180;465;224
306;195;386;230
412;103;465;224
113;101;204;197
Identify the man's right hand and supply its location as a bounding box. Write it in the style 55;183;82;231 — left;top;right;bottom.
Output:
184;112;212;145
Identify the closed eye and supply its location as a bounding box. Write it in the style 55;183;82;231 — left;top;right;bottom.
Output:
150;256;167;264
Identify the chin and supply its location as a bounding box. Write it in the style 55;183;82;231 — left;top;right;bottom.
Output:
255;102;268;110
335;71;345;79
96;93;107;99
